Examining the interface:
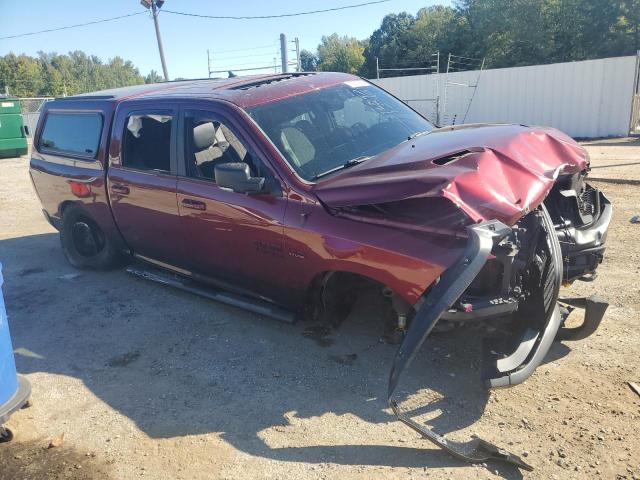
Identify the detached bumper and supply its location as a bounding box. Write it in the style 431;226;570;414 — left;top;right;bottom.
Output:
386;204;606;471
387;220;536;471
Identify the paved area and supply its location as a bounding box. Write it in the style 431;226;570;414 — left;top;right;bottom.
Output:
0;138;639;479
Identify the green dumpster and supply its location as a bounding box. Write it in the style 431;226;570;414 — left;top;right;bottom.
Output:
0;98;28;158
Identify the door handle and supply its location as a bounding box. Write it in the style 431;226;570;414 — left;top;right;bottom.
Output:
181;198;207;211
110;184;130;195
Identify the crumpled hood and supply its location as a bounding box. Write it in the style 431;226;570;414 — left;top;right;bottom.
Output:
313;124;588;226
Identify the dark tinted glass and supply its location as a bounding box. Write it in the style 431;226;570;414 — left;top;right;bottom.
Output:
40;112;103;158
247;82;433;181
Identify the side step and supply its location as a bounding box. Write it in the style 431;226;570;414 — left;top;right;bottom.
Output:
126;266;296;324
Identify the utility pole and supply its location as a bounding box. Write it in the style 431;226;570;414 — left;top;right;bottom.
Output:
293;37;301;72
376;57;379;79
280;33;288;74
141;0;169;81
207;49;212;78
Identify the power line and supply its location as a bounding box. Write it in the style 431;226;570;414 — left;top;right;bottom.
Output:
212;44;278;55
214;51;280;61
209;65;277;74
162;0;390;20
0;12;144;40
214;59;281;69
1;0;390;42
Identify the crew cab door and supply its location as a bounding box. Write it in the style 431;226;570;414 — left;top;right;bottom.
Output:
107;103;184;267
176;106;289;303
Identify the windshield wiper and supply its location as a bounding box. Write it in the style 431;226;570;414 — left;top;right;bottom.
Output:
312;156;371;181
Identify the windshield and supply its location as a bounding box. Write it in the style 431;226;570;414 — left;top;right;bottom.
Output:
246;80;433;181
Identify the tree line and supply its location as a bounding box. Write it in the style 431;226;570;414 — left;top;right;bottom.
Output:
303;0;640;77
0;51;163;97
1;0;638;97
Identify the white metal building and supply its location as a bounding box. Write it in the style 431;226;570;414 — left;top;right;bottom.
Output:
372;55;640;138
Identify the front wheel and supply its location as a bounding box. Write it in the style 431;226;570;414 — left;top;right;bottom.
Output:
60;206;123;270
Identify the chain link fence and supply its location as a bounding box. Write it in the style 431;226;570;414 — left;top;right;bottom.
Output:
19;97;54;139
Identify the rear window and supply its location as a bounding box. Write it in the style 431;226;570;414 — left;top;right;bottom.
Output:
39;112;103;158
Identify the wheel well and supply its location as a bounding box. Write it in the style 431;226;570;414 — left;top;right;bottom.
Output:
304;271;407;327
59;200;81;218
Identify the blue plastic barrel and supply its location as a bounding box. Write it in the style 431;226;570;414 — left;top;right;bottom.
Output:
0;262;31;439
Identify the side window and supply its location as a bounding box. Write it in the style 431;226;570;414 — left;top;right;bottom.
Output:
39;112;103;158
185;114;257;182
122;113;173;172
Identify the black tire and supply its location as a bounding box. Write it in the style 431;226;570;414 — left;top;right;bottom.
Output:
60;206;122;270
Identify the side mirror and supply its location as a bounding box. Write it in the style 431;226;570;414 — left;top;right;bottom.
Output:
215;162;265;194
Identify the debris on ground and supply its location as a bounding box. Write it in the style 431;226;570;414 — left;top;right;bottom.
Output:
58;273;81;280
48;433;65;449
329;353;358;365
107;351;140;367
628;381;640;398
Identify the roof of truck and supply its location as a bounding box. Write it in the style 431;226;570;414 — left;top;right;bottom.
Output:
58;72;360;109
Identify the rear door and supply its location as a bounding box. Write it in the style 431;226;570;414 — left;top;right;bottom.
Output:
176;105;289;303
107;102;184;268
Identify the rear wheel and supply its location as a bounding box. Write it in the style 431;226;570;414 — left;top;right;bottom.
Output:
60;207;123;270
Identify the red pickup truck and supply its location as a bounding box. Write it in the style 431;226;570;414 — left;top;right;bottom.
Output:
29;72;611;468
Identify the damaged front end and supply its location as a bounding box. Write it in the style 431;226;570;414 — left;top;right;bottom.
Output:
385;182;611;470
313;125;613;470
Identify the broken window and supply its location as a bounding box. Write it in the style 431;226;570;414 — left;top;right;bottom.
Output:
122;113;172;172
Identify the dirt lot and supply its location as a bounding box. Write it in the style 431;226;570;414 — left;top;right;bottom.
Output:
0;138;639;480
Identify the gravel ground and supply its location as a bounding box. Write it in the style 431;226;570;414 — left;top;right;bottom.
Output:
0;138;639;480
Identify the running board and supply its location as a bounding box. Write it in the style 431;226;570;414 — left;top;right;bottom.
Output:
126;266;296;324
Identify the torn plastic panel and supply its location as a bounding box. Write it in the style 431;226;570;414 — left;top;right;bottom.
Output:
482;205;563;388
557;296;609;341
386;220;535;471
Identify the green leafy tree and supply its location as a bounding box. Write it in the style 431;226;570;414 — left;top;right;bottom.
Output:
404;6;461;71
299;49;319;71
317;34;366;74
0;51;148;97
362;12;415;77
145;70;164;83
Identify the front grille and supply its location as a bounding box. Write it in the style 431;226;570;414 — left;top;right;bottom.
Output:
578;185;597;219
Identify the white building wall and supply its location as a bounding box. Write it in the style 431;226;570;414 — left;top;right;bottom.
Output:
371;55;638;138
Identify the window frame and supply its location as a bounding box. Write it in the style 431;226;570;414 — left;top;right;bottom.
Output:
120;109;177;175
181;109;265;184
38;110;104;161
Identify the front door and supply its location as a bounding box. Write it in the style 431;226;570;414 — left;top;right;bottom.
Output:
176;107;289;303
107;105;183;267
